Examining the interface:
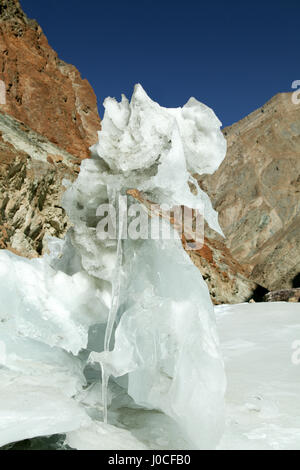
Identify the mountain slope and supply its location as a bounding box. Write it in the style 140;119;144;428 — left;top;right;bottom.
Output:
198;92;300;290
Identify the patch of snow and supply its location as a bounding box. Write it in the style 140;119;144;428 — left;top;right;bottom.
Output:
217;302;300;450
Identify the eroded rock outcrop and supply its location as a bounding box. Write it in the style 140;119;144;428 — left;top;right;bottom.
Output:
0;110;78;256
264;288;300;303
198;92;300;291
0;0;101;158
189;227;257;304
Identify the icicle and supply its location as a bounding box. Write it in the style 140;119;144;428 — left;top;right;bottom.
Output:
100;193;126;423
104;195;125;351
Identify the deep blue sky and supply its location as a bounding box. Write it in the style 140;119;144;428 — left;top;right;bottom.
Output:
21;0;299;127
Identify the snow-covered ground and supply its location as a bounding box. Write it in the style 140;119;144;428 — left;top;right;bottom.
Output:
217;302;300;450
63;302;300;450
0;86;299;450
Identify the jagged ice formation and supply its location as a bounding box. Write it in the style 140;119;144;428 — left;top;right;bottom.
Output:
0;85;227;449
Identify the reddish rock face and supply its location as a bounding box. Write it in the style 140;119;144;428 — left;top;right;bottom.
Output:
0;0;101;159
127;189;257;305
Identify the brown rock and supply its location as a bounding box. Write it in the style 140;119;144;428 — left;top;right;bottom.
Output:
48;155;63;164
198;92;300;291
0;110;78;257
0;0;101;159
188;225;257;305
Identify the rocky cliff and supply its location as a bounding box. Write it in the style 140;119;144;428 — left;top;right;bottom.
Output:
0;0;100;159
198;92;300;291
0;110;78;257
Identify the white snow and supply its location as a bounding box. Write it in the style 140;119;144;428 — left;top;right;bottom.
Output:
66;422;148;451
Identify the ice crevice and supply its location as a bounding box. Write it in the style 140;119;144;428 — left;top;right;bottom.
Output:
2;84;297;450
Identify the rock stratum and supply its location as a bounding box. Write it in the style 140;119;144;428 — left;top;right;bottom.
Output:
0;110;78;257
199;92;300;292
